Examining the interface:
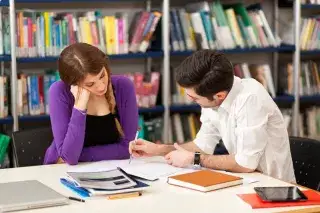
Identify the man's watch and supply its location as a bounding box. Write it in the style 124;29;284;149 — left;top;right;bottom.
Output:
193;152;201;169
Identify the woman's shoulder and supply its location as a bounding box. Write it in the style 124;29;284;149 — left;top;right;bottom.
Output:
49;80;72;102
111;75;135;91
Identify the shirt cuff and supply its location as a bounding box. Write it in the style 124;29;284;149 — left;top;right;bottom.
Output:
73;107;87;115
70;108;87;126
235;152;261;170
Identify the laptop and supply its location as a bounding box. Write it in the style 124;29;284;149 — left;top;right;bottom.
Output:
0;180;69;212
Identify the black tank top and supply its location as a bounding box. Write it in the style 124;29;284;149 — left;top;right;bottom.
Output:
83;113;121;147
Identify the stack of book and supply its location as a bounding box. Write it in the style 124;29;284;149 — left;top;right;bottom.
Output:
125;72;160;108
61;167;149;198
278;61;320;96
300;17;320;51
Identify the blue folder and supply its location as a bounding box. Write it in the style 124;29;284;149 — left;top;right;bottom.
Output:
60;178;90;198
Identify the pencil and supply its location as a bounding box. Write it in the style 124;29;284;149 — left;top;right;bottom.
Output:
107;191;142;200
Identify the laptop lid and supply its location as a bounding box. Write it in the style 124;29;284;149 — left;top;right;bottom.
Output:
0;180;69;212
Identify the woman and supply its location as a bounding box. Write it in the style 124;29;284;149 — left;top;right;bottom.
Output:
44;43;138;165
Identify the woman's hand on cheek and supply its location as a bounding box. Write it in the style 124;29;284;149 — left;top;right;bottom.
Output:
71;85;90;111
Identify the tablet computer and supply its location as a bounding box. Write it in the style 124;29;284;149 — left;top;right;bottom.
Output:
254;186;308;202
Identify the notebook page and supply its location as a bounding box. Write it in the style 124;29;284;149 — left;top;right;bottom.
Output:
67;156;186;181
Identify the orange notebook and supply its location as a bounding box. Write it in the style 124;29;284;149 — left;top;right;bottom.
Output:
167;170;243;192
237;190;320;209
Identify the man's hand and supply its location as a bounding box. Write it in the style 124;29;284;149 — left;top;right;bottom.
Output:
129;139;160;158
71;85;90;111
165;143;194;168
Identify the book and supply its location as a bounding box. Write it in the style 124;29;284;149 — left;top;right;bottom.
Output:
66;167;137;190
167;170;243;192
60;177;149;197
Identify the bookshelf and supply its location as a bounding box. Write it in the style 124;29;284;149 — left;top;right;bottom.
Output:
0;0;319;141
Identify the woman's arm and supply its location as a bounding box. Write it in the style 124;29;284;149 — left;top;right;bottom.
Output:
79;77;138;161
49;82;87;165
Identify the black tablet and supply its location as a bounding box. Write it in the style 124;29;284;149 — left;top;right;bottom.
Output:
254;186;308;202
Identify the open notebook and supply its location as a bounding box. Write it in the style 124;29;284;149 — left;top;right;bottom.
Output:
67;156;186;181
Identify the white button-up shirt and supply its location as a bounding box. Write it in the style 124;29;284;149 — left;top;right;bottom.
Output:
194;76;296;183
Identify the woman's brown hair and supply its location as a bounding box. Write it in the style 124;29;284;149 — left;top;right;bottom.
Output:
58;42;124;137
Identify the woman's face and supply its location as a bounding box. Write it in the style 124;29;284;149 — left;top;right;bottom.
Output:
81;67;109;96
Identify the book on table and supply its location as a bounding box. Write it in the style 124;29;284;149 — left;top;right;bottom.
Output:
167;170;243;192
67;167;137;190
65;167;150;197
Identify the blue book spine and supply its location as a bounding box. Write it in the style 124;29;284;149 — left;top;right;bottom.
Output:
27;76;33;115
34;76;40;114
171;9;185;51
40;14;45;56
56;22;60;53
142;13;155;37
200;11;215;49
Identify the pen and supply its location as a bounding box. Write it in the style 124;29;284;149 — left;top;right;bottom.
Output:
107;191;142;200
129;130;139;164
68;196;85;202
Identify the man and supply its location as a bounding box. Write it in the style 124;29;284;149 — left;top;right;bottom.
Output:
129;50;296;183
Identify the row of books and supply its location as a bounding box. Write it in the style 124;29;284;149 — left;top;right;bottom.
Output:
0;9;162;57
1;71;160;118
300;18;320;50
17;70;60;116
299;107;320;140
279;61;320;96
138;116;163;144
169;113;201;144
138;113;201;145
169;1;280;52
125;72;160;108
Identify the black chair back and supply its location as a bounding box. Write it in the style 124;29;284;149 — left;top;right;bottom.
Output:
289;136;320;191
11;127;53;167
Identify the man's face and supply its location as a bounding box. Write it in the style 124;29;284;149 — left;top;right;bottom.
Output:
184;87;224;108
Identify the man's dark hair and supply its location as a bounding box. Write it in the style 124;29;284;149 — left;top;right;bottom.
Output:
175;50;234;100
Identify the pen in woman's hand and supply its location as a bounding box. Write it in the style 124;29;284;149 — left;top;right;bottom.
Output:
129;130;139;164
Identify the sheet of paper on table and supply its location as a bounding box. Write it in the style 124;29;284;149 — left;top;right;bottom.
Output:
67;156;188;181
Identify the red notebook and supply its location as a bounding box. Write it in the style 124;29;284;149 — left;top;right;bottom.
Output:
237;190;320;209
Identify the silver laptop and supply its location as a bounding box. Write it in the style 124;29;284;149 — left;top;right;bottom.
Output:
0;180;69;212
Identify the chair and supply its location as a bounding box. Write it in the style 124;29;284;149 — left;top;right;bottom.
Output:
289;136;320;191
11;127;53;167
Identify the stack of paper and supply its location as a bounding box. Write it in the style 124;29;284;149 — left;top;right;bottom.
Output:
62;157;186;197
68;156;186;181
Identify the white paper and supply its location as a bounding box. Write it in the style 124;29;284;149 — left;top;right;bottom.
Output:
243;178;259;185
67;156;185;181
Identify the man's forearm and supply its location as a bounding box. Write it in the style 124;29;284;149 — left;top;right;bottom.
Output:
200;154;255;173
156;141;203;156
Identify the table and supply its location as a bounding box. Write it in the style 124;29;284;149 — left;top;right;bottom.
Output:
0;159;319;213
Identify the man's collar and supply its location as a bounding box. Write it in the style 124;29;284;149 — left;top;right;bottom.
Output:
218;76;243;112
